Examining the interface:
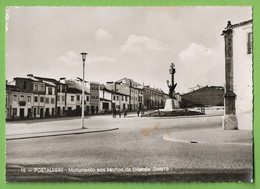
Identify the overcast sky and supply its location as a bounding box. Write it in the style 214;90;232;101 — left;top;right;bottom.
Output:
6;6;252;93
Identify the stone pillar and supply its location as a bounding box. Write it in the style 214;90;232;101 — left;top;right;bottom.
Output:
222;21;238;130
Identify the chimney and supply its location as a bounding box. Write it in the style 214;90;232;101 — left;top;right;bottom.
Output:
27;74;33;78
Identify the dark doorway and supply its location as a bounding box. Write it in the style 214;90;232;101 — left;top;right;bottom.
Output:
57;107;61;115
103;102;109;110
20;108;24;118
45;108;50;117
34;108;36;117
40;108;44;117
28;108;31;118
91;106;95;114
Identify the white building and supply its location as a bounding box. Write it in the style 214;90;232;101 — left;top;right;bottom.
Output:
232;20;253;130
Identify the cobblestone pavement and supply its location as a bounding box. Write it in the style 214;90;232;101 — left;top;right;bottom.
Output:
6;114;253;182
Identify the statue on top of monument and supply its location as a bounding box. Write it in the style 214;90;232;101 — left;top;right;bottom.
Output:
166;63;177;99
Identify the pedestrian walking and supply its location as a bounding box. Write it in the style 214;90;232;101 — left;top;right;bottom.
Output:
124;108;127;118
137;107;140;117
112;108;116;118
119;109;121;118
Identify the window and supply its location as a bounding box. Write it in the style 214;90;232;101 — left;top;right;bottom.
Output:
20;95;25;101
125;96;128;101
87;96;89;101
13;94;18;101
61;85;65;93
35;84;38;91
247;32;253;54
116;96;119;101
113;95;115;101
40;97;44;103
34;96;38;102
77;95;80;101
57;95;60;102
96;96;99;99
48;87;53;95
122;96;124;101
71;96;74;102
62;96;65;102
27;96;31;102
45;97;49;104
40;85;45;91
51;98;55;104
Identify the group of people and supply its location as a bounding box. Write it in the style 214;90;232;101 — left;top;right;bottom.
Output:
112;108;128;118
112;107;144;118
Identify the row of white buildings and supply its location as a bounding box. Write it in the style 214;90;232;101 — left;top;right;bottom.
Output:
6;76;168;119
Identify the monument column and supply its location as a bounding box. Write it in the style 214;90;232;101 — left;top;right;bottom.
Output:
222;21;238;130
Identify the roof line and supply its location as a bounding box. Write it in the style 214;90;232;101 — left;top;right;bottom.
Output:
231;19;252;28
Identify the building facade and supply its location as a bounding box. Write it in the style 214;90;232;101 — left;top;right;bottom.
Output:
106;78;144;110
89;82;100;114
6;75;168;119
6;85;34;119
142;86;165;109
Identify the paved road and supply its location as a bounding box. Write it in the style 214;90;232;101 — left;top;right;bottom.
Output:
6;114;253;182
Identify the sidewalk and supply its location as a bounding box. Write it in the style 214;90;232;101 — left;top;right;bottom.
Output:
163;128;253;145
6;117;118;140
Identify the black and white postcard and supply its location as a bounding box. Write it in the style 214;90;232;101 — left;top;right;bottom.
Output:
5;6;253;182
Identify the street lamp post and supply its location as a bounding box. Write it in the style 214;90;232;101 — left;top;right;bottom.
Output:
81;52;87;129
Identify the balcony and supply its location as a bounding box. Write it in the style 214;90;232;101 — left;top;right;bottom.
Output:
19;101;26;106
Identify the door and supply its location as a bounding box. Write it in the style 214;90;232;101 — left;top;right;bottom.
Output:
46;108;50;117
91;106;95;114
40;108;44;117
34;108;36;117
57;107;61;115
20;108;24;118
28;108;31;118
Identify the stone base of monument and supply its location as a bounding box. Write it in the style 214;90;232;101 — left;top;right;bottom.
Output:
160;98;180;111
142;99;205;117
222;114;238;130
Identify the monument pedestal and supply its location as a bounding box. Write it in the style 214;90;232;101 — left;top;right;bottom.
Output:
222;115;238;130
160;98;180;111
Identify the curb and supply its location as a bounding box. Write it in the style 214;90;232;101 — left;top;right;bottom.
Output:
163;134;252;146
149;114;224;119
6;128;119;140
